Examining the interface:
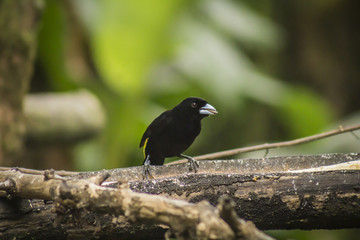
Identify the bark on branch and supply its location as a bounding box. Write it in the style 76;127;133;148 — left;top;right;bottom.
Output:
0;153;359;239
0;169;270;240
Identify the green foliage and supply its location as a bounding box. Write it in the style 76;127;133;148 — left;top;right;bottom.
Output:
279;87;334;138
37;0;338;171
37;0;78;91
34;2;359;239
91;0;184;96
88;0;186;168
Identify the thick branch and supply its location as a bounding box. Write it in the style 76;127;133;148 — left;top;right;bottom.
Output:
0;153;359;239
0;169;270;240
24;90;105;143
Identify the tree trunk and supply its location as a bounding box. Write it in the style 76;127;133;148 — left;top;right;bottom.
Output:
0;0;42;166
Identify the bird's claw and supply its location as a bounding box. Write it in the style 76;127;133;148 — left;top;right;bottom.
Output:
188;157;199;173
143;155;154;180
143;166;154;180
180;154;199;173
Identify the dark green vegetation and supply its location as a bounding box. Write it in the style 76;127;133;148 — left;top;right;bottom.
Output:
2;1;358;239
30;0;360;171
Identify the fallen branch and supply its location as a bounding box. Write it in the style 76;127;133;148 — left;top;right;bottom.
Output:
0;153;359;239
0;168;272;240
169;124;360;165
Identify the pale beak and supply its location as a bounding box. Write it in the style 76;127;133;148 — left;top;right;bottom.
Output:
199;103;218;115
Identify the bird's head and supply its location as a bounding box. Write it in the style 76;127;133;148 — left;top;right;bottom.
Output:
175;97;218;121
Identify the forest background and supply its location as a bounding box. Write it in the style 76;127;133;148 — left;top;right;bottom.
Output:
19;1;360;239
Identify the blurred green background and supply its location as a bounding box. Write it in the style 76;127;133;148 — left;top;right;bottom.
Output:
29;0;360;238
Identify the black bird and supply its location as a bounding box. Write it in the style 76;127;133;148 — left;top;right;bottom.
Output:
139;97;217;178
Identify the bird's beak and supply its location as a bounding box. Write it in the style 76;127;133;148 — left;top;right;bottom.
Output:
199;103;218;115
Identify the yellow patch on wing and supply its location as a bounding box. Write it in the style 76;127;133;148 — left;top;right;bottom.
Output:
143;138;149;158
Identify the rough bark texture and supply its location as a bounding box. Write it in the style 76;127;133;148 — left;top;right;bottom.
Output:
0;169;271;240
0;0;42;166
0;153;359;239
131;169;360;230
0;198;164;240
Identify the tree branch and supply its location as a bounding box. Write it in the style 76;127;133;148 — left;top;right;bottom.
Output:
168;124;360;164
0;167;272;240
24;90;105;144
0;153;359;239
218;196;274;240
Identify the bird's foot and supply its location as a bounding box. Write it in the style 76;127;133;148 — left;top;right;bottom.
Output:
143;166;154;180
143;156;154;180
180;154;199;173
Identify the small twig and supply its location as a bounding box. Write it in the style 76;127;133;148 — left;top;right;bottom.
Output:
1;124;358;177
168;123;360;165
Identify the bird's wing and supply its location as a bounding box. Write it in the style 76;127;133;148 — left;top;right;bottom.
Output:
139;110;172;148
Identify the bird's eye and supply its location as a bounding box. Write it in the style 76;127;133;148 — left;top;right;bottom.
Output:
191;102;197;108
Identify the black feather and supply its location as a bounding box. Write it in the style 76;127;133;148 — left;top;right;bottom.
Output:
140;97;217;166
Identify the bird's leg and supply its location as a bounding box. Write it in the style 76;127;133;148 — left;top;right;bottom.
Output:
143;155;154;180
179;154;199;173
